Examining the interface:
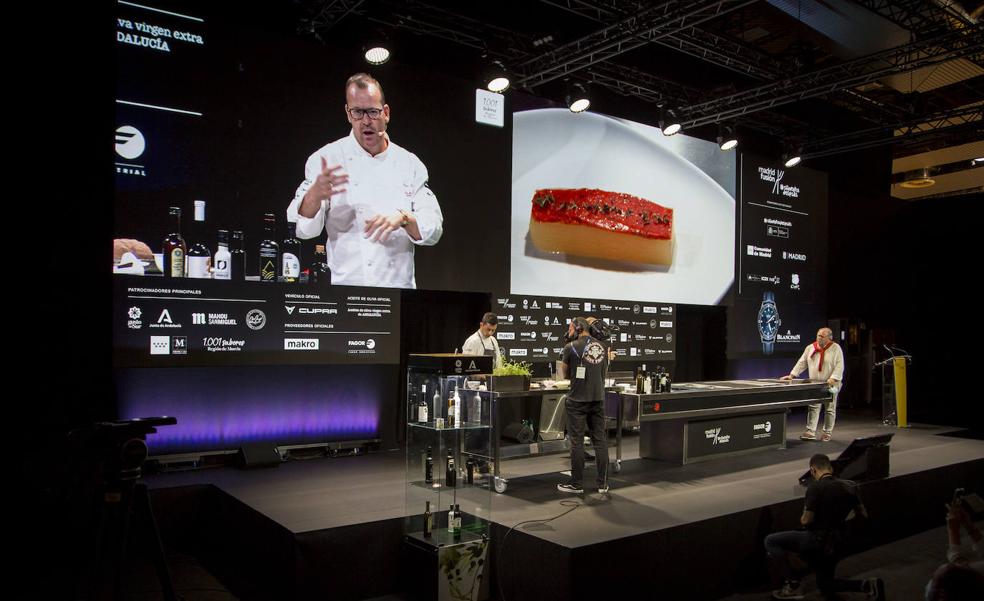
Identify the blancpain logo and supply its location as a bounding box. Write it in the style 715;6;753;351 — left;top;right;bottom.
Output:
783;251;807;261
777;331;801;342
747;245;773;258
705;427;731;445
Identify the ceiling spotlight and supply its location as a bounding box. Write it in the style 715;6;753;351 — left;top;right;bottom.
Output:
485;60;510;93
363;37;390;65
717;125;738;151
899;167;935;189
566;82;591;113
659;106;682;136
782;144;802;168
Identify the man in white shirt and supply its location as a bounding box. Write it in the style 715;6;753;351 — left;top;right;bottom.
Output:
287;73;443;288
461;312;502;370
781;327;844;442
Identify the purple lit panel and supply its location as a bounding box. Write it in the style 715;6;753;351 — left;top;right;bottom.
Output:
727;358;794;381
116;365;397;455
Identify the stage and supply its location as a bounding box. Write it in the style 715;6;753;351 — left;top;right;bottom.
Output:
142;412;984;600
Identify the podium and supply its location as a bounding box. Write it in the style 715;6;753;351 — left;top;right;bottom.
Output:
877;355;910;427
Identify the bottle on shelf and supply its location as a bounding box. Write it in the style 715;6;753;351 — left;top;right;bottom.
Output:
451;504;461;537
635;365;645;394
445;449;456;488
162;206;186;279
447;504;456;533
309;244;331;285
432;384;442;423
258;213;280;282
452;383;461;427
213;229;231;280
186;200;212;279
230;230;246;280
417;384;428;423
281;221;301;283
424;447;433;484
465;458;474;484
467;388;482;425
423;501;433;538
446;386;456;428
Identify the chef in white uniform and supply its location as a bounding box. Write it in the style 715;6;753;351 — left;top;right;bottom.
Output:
287;73;443;288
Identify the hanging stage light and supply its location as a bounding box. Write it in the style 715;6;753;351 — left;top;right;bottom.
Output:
565;82;591;113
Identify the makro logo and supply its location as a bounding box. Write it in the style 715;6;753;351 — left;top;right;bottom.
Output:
705;427;731;445
783;251;807;261
643;306;658;314
509;348;528;356
285;339;319;350
115;125;146;159
660;321;673;328
497;332;516;340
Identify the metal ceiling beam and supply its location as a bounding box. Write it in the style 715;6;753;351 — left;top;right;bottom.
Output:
301;0;367;34
681;26;984;128
803;103;983;159
515;0;758;88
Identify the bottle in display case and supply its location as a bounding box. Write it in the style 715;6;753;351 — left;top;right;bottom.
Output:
281;221;301;283
162;207;186;278
230;230;246;280
213;229;231;280
186;200;211;279
424;447;433;484
417;385;428;423
423;501;433;538
445;450;455;487
310;244;331;285
258;213;279;282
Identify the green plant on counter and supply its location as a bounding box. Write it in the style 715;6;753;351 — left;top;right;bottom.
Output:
492;357;532;376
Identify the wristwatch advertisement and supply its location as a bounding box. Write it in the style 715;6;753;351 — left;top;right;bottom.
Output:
757;291;780;355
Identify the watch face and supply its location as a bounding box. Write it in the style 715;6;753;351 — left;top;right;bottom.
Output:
758;303;780;340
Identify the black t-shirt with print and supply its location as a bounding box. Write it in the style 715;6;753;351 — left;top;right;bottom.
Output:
562;336;609;402
805;475;861;533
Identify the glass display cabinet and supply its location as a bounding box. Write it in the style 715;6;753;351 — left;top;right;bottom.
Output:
404;354;493;601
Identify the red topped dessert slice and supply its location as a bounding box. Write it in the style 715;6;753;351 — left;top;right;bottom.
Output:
529;188;674;265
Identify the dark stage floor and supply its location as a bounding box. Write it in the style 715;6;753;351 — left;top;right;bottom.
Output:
145;412;983;547
137;410;984;600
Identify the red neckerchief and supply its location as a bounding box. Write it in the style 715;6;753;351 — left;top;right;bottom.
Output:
812;341;832;370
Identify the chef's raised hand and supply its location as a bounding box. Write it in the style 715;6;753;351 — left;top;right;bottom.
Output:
300;157;348;218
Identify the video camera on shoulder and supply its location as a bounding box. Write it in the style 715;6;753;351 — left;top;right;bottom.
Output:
953;488;984;518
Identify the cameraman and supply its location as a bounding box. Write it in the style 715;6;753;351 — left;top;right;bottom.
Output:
557;317;610;495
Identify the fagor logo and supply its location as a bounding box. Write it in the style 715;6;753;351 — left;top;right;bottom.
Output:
115;125;146;160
